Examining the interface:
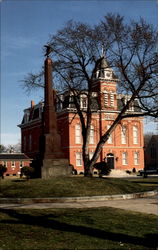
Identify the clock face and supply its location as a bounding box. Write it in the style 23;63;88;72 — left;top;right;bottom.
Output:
106;72;111;78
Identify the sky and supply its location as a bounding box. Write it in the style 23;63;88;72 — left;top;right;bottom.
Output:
0;0;158;146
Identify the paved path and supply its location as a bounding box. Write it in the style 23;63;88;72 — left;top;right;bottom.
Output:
1;195;158;215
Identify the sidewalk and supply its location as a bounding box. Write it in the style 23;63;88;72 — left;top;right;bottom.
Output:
0;191;158;215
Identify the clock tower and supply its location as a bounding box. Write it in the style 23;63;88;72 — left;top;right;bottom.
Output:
92;56;119;111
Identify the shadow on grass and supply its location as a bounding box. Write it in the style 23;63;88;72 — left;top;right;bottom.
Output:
11;179;28;183
0;208;157;248
131;181;158;185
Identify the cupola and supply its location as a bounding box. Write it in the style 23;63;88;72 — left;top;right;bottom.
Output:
92;56;117;81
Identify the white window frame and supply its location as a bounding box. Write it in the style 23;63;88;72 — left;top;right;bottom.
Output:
104;92;108;107
80;95;87;109
20;161;23;168
89;152;94;160
3;161;7;167
122;152;128;165
11;161;15;169
134;152;139;165
89;125;94;144
76;152;82;166
75;124;81;144
133;126;138;144
110;92;114;107
121;126;127;144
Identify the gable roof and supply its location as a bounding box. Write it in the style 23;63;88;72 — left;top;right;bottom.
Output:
0;153;31;160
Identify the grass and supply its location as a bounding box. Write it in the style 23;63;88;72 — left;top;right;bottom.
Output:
127;177;158;189
0;176;155;198
0;207;157;249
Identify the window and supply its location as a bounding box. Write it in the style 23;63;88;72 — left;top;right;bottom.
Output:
89;152;94;160
107;125;113;144
134;152;139;165
3;161;7;167
80;96;87;109
110;93;114;107
20;161;23;168
121;126;127;144
11;161;15;169
29;134;32;151
133;126;138;144
76;152;82;166
104;92;108;107
89;125;94;144
122;152;128;165
23;136;26;151
75;124;81;144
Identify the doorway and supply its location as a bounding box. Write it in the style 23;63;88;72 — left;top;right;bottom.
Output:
106;153;114;169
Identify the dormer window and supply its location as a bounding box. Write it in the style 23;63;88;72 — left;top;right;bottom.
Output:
24;112;30;123
80;95;87;109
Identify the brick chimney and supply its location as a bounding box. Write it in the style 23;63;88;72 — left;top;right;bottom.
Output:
31;100;35;108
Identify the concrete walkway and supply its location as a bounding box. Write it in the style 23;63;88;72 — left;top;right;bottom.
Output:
0;191;158;216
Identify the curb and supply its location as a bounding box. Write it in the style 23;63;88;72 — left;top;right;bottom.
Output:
0;190;157;205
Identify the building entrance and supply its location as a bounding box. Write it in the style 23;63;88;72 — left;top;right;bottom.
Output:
106;153;114;169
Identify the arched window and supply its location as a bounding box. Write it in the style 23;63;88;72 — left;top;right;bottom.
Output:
75;124;81;144
134;152;139;165
122;152;128;165
110;92;114;107
133;126;138;144
89;125;94;144
89;152;94;160
104;92;108;107
76;152;82;166
121;126;127;144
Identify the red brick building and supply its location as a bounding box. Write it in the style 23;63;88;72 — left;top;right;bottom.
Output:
0;153;31;177
18;57;144;174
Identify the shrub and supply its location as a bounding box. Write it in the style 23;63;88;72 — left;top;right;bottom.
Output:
0;164;7;179
93;162;111;177
69;164;77;175
21;166;34;180
126;170;131;174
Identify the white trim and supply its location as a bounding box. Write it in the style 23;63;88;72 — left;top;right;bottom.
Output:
122;152;128;165
75;124;81;144
76;152;82;166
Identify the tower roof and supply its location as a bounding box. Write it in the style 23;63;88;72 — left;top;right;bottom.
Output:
94;56;109;71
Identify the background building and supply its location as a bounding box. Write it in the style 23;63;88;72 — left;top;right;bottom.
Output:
0;153;31;177
145;135;158;170
18;57;144;174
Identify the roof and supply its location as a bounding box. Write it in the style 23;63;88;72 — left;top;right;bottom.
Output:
151;135;158;143
0;153;31;160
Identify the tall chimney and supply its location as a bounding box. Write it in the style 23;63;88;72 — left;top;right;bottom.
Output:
31;100;35;108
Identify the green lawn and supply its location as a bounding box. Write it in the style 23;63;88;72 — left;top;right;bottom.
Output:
0;207;157;249
0;176;154;198
127;177;158;189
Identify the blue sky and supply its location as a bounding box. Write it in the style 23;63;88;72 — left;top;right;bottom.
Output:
1;0;158;146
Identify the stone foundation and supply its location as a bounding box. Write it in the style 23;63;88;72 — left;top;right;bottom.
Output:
41;158;70;179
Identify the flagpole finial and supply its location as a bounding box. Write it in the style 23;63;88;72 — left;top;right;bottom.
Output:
101;45;105;57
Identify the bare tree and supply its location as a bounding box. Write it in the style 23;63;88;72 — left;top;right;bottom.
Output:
22;14;158;177
0;144;6;153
